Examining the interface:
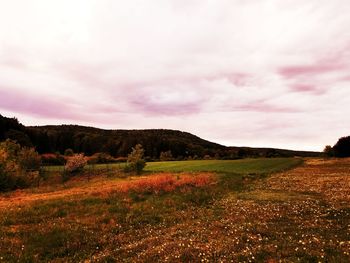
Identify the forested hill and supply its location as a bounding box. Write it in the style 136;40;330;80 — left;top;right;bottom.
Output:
27;125;226;158
0;114;321;159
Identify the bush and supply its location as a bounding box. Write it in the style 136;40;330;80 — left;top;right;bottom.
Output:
115;157;127;163
41;153;66;165
0;139;41;191
65;154;87;173
203;154;211;160
88;152;116;164
18;147;41;171
124;160;146;174
124;144;146;174
64;148;74;156
159;150;173;161
0;148;21;191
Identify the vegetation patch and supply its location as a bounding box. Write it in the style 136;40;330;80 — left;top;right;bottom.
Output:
116;173;216;195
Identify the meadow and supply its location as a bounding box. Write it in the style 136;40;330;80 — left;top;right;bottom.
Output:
42;157;302;174
145;158;302;174
1;157;349;262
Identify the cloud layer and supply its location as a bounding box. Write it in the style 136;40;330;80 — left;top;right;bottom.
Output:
1;0;350;150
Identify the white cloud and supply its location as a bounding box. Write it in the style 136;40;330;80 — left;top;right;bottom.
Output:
0;0;350;150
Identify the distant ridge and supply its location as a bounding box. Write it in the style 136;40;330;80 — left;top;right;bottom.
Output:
0;114;321;159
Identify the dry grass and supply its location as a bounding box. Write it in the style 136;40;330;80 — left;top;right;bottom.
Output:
257;158;350;207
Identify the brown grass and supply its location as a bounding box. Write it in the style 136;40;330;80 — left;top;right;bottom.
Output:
256;158;350;207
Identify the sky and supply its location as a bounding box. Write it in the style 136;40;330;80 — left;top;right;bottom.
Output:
0;0;350;151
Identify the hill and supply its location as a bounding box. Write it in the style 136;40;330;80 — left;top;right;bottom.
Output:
0;114;321;158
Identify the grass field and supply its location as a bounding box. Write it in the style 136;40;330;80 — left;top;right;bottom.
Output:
1;158;350;262
145;158;302;173
42;157;303;174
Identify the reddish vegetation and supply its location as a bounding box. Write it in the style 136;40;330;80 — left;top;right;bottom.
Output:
0;173;216;209
41;153;58;159
116;173;215;194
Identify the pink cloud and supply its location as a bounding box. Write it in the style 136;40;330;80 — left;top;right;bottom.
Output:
1;0;350;151
0;88;89;121
278;45;349;81
130;95;202;116
230;101;299;113
289;84;326;95
222;73;250;86
279;63;344;79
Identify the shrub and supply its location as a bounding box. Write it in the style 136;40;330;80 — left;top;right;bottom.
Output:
0;139;41;191
160;150;173;161
88;152;116;164
18;147;41;171
124;144;146;174
64;148;74;156
41;153;66;165
203;154;211;160
0;139;21;159
115;157;127;163
124;160;146;174
64;154;87;173
0;148;21;191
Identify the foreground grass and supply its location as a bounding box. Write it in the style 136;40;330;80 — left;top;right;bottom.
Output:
0;173;225;262
1;158;349;262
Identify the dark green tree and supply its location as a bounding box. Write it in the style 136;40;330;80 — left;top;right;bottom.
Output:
323;145;334;157
333;136;350;157
124;144;146;174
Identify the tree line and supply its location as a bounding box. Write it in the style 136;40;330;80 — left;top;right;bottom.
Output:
1;114;321;160
324;136;350;157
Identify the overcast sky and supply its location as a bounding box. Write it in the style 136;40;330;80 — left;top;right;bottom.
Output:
0;0;350;151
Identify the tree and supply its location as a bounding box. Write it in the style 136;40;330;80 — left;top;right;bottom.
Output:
124;144;146;174
5;129;33;147
333;136;350;157
323;145;334;157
